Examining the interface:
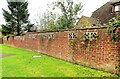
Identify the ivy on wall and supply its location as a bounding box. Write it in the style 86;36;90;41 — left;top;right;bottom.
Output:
107;16;120;42
69;32;98;62
107;16;120;76
82;32;98;54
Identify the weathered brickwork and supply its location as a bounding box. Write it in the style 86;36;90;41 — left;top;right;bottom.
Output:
0;38;3;44
3;27;120;74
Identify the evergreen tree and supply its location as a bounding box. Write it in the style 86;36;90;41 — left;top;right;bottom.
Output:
2;0;33;36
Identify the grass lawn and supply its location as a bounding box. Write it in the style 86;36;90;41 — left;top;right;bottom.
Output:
0;44;118;77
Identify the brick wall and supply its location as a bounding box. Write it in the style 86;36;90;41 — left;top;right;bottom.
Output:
0;37;3;44
3;27;120;74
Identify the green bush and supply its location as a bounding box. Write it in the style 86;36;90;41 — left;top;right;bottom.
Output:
107;16;120;41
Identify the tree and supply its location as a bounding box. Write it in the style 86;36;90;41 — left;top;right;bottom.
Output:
2;0;33;36
1;24;14;36
35;11;57;31
52;0;83;29
0;28;2;34
36;0;83;31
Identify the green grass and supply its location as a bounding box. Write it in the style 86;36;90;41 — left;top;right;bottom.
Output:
0;44;118;77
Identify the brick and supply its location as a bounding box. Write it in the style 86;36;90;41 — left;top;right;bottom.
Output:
3;27;119;74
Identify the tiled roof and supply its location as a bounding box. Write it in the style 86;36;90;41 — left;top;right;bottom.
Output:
109;0;120;2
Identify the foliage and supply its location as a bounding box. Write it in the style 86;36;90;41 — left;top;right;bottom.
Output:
107;16;120;41
37;0;83;31
25;21;35;32
1;24;14;36
83;32;98;54
0;28;2;32
36;11;57;31
107;16;120;75
44;12;57;30
1;44;117;77
52;0;83;29
69;32;98;56
2;0;33;36
69;39;77;63
0;28;2;37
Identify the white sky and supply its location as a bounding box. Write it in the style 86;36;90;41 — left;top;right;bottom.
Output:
0;0;110;25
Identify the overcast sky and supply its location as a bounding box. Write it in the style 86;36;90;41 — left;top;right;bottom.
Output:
0;0;110;25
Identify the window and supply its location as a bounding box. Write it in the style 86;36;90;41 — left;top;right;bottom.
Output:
115;5;120;12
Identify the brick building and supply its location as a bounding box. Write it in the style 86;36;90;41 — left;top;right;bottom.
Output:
91;0;120;24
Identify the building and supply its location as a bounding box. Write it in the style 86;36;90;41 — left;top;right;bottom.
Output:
75;16;101;28
91;0;120;24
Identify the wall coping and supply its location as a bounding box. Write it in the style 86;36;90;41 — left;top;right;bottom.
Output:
27;26;108;34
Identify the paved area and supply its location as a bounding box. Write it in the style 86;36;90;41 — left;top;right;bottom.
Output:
0;54;15;58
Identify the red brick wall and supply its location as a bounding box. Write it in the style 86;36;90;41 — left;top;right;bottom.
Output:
3;27;120;74
0;38;3;44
